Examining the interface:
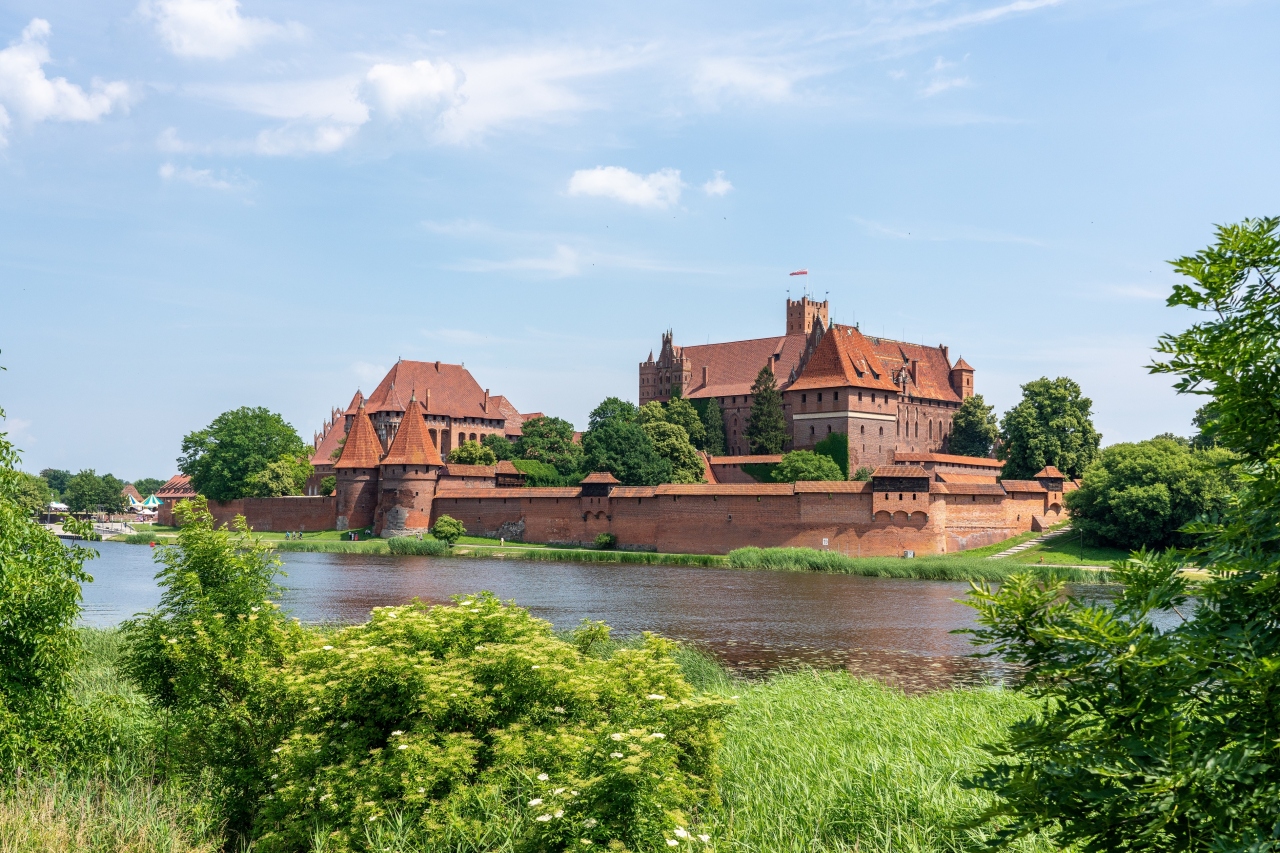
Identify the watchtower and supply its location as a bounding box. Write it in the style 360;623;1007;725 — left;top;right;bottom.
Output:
786;296;829;336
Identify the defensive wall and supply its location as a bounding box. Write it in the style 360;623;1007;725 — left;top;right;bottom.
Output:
157;495;337;532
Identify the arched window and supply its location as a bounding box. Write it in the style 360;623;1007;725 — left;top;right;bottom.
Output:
879;426;883;436
826;425;832;434
860;425;865;435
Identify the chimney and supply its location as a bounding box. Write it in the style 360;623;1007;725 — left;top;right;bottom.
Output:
941;345;949;360
702;366;709;387
425;388;431;411
910;359;919;384
435;360;440;372
484;389;489;412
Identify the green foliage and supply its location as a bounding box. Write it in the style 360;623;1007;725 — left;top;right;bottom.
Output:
387;536;450;556
595;532;618;550
13;470;50;516
0;410;96;765
1065;438;1238;550
254;594;731;853
695;398;726;457
998;377;1101;479
179;407;310;502
852;466;874;481
481;433;517;461
726;547;1104;583
39;468;71;499
745;366;787;454
663;397;706;450
130;478;167;499
1189;400;1219;449
587;397;637;431
812;431;849;478
636;400;666;425
65;469;127;514
949;394;999;458
449;440;498;466
516;416;583;476
430;515;466;545
319;475;336;496
772;450;843;483
121;497;305;834
512;459;578;487
965;218;1280;851
244;454;313;498
582;407;672;487
641;421;704;484
739;462;777;483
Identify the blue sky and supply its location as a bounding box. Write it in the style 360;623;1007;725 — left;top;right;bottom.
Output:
1;0;1276;480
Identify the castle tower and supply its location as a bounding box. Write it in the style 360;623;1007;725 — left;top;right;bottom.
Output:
374;393;443;536
786;296;829;336
949;357;975;400
334;399;383;531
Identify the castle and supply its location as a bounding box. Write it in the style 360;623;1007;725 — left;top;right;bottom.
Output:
639;297;973;469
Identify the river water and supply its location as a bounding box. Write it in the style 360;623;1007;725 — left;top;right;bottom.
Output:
80;541;1017;693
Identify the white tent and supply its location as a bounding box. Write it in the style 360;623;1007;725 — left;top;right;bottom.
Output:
49;501;69;511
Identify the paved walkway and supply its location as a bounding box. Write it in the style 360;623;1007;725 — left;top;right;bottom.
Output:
988;524;1073;559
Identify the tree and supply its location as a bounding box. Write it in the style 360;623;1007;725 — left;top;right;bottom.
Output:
582;420;672;486
430;515;466;545
243;454;313;498
998;377;1100;479
516;416;583;476
481;433;516;461
772;450;843;483
697;398;727;456
65;469;126;514
1190;400;1219;449
179;407;311;502
636;401;667;426
1065;438;1238;550
851;466;873;481
39;468;71;499
14;471;50;517
131;477;167;498
812;431;849;478
449;440;498;466
663;397;706;450
745;366;787;454
641;421;704;484
964;218;1280;851
587;397;637;431
319;475;336;497
948;394;999;458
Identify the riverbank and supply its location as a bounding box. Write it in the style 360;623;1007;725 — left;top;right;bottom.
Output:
7;627;1046;853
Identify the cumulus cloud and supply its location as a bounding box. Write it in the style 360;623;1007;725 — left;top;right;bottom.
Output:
159;161;251;190
0;19;130;130
693;58;798;103
702;171;733;196
140;0;300;59
567;166;684;208
365;59;462;117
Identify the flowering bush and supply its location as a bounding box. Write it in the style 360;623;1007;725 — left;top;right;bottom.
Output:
255;593;730;852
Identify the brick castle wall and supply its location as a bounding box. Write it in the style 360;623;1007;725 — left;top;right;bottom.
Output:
157;496;337;532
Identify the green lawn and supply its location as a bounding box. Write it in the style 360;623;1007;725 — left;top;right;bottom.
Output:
1010;535;1129;567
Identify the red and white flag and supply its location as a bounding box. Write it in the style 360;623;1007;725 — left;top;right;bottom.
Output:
789;268;808;276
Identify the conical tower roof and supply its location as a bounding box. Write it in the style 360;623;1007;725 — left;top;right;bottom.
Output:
382;395;444;467
335;400;384;469
952;357;974;371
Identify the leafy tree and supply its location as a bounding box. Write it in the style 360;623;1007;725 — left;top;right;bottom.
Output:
772;450;843;483
13;471;50;517
636;401;667;426
998;377;1100;479
582;420;672;486
448;440;498;466
517;416;583;476
512;459;578;487
745;366;787;454
1066;438;1238;550
1151;431;1191;446
179;407;311;502
851;466;874;481
641;421;704;484
697;398;727;456
430;515;466;545
130;477;167;498
948;394;999;458
481;433;516;461
244;454;313;498
39;468;71;499
964;218;1280;851
812;431;849;478
587;397;637;431
319;475;336;497
664;397;706;450
1190;400;1220;449
65;469;126;514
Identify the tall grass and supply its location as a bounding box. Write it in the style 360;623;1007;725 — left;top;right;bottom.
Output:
270;539;389;553
727;547;1108;583
387;536;451;556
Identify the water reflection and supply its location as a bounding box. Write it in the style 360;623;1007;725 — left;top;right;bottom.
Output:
82;542;1010;692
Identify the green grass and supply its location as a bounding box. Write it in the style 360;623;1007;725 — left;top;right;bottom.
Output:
1010;535;1129;567
727;547;1108;583
946;524;1068;559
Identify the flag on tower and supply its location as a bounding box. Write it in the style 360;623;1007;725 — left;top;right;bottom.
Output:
789;269;808;276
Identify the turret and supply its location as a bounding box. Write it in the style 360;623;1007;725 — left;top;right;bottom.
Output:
950;357;974;399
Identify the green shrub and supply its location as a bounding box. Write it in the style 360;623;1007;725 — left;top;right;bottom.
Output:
594;532;618;550
812;431;849;478
852;466;873;481
254;593;731;852
387;536;449;556
319;475;335;497
448;440;498;466
121;497;306;835
430;515;466;545
512;459;578;486
772;450;843;482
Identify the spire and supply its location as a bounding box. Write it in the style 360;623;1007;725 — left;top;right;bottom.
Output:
382;400;444;467
335;400;383;468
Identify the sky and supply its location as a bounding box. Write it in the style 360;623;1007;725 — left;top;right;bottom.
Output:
0;0;1276;481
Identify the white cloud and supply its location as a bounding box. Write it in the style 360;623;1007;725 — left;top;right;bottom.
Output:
0;104;9;147
253;122;359;155
192;77;368;124
702;170;733;197
140;0;301;59
458;245;582;277
0;20;130;127
365;59;462;117
567;166;684;208
921;56;970;97
693;58;798;103
159;161;251;190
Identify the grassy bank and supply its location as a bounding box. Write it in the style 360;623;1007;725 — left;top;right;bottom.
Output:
17;627;1039;853
726;547;1108;583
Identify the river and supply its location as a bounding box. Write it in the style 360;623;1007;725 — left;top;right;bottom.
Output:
80;541;1016;692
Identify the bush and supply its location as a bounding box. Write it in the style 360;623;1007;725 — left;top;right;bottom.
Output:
319;475;335;497
254;594;731;852
772;450;843;483
595;532;617;550
852;466;874;481
448;440;498;466
430;515;466;545
387;536;449;556
512;459;578;487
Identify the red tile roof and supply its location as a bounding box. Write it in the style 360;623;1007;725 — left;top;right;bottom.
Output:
931;483;1008;496
364;360;513;421
442;464;497;478
679;335;809;399
122;484;142;502
893;451;1003;468
155;474;197;499
381;400;444;467
873;465;929;478
1000;480;1048;493
343;390;364;416
793;480;871;493
311;415;346;467
1034;466;1065;479
864;333;962;403
709;455;784;465
435;487;579;499
580;472;621;485
495;460;521;474
788;324;900;393
936;473;999;484
610;486;660;498
655;483;796;496
952;357;974;371
335;403;383;469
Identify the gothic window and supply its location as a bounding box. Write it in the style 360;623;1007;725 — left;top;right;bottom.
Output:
833;391;839;401
879;426;884;436
810;426;815;436
827;425;832;434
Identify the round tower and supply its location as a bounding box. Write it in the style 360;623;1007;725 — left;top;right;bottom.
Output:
334;399;382;531
374;393;444;537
